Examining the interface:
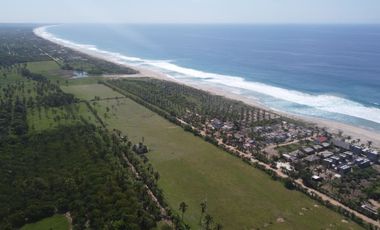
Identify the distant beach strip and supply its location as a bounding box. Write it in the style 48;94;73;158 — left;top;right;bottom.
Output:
34;25;380;144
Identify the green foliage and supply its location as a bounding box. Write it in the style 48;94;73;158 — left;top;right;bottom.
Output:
275;143;301;154
21;215;69;230
0;25;162;230
0;26;50;66
0;25;137;75
106;78;280;127
68;85;362;230
0;125;159;229
284;178;296;190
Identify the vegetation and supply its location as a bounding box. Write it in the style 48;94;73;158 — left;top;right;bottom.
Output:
27;102;100;132
0;24;373;229
106;78;380;226
0;25;137;75
20;215;70;230
0;125;162;229
106;78;280;126
0;64;163;229
65;83;363;229
275;143;302;154
0;25;164;230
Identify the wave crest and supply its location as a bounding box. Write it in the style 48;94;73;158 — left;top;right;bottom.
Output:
34;26;380;125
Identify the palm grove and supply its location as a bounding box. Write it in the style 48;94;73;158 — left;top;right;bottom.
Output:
0;25;173;230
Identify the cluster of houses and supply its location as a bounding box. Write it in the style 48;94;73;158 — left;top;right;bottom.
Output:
206;118;379;178
208;118;257;150
280;135;380;217
263;122;313;143
204;117;380;219
282;136;379;177
204;118;380;218
208;118;313;151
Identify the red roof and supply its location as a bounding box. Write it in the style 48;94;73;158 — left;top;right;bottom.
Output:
317;136;328;143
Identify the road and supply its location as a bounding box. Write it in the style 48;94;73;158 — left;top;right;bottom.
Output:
176;118;380;228
121;153;173;225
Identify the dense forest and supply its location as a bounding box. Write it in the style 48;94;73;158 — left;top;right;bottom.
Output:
0;25;137;75
0;125;161;229
106;78;280;128
0;73;165;229
0;25;171;230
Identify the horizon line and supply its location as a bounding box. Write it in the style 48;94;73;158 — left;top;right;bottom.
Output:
1;22;380;26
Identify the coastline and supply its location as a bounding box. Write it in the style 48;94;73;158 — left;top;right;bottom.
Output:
34;26;380;146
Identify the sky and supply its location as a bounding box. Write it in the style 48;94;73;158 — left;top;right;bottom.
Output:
1;0;380;24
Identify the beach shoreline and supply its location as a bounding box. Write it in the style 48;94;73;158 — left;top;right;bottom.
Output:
34;26;380;146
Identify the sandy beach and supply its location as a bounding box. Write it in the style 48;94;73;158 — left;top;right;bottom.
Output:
34;26;380;147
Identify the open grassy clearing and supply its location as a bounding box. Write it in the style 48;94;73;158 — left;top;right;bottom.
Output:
65;83;363;230
20;215;70;230
0;67;24;83
26;60;60;74
26;61;71;80
66;76;103;85
27;102;100;132
0;79;37;99
275;143;302;154
62;83;123;100
0;66;43;102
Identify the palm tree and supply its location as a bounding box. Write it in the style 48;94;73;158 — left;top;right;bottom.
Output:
179;201;188;220
204;214;213;230
200;200;207;224
214;223;223;230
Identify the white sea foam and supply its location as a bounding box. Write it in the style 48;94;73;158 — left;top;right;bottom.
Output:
34;26;380;125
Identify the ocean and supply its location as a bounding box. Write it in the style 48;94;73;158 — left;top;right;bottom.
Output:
43;24;380;132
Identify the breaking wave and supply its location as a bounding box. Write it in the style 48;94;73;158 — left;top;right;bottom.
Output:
34;26;380;125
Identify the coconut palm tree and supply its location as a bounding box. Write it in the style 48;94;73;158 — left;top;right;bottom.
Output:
200;200;207;224
179;201;188;221
204;214;213;230
214;223;223;230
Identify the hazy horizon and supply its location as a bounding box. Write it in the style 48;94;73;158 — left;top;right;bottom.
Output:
2;0;380;24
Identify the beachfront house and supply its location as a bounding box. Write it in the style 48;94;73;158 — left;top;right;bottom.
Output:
222;122;234;131
331;156;341;164
361;203;379;217
338;165;351;174
321;142;331;149
365;149;379;163
344;151;354;159
323;158;334;168
350;145;364;155
315;136;328;144
355;158;371;168
283;150;300;162
313;144;323;152
211;118;224;129
319;150;334;159
332;139;351;151
302;147;315;155
303;154;320;165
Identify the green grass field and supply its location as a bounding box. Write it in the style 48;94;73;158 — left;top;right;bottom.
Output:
27;60;60;73
0;67;24;84
27;102;100;132
64;83;363;230
275;143;302;154
21;215;70;230
62;83;123;100
26;61;70;80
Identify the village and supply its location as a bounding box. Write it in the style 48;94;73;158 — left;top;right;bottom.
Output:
199;117;380;219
